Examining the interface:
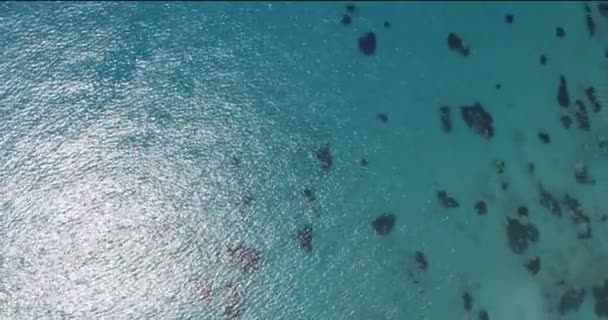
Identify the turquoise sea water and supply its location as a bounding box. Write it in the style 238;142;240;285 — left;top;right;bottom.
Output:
2;1;608;319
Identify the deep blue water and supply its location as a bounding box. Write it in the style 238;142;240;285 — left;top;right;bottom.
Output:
2;2;608;319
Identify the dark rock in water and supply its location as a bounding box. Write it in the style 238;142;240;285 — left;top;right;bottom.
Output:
559;288;586;315
575;162;595;185
346;3;357;13
440;106;452;133
296;224;313;252
505;217;539;254
501;181;509;191
540;54;547;65
474;200;487;215
372;213;396;236
495;160;505;174
593;280;608;317
557;75;570;108
601;215;608;222
384;21;391;29
478;309;489;320
227;244;262;274
223;286;245;319
563;194;592;239
414;250;428;271
341;14;352;26
460;102;494;139
562;194;581;214
447;32;470;57
316;144;332;173
230;156;242;167
505;13;514;24
600;139;608;152
598;3;608;18
556;26;566;38
495;83;501;90
358;32;377;56
437;190;459;208
538;184;562;216
360;158;368;167
585;86;602;113
528;162;535;174
241;194;254;207
525;257;541;275
518;206;529;217
586;9;596;36
575;99;590;131
463;291;473;311
303;188;316;202
377;113;389;123
561;115;573;129
538;131;551;144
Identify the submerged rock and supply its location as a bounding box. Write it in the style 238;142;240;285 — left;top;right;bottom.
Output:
474;200;487;215
437;190;459;208
439;106;452;133
377;113;389;123
538;131;551;144
303;188;316;202
227;244;262;274
538;184;562;216
223;285;245;319
296;224;313;252
562;193;592;239
559;288;586;315
460;102;494;139
340;14;352;26
358;32;377;55
593;280;608;317
585;4;596;37
463;291;474;311
575;99;590;131
346;3;357;13
561;115;572;129
478;309;489;320
574;161;595;185
495;160;505;174
517;206;529;217
414;250;428;271
372;213;396;236
447;32;470;57
525;257;541;275
557;75;570;108
316;144;333;173
585;86;602;112
505;217;539;254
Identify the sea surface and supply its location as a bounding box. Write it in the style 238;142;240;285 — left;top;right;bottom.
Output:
2;1;608;319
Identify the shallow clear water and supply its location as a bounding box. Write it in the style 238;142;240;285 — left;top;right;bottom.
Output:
2;1;608;319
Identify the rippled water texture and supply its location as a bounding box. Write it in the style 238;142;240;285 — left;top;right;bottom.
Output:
2;2;608;320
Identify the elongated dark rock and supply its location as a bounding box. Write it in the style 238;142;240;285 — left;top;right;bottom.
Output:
575;99;590;131
460;102;494;139
557;75;570;108
585;86;602;112
372;213;396;236
447;33;470;57
440;106;452;133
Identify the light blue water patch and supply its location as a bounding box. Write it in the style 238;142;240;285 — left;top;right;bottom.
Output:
1;1;608;319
